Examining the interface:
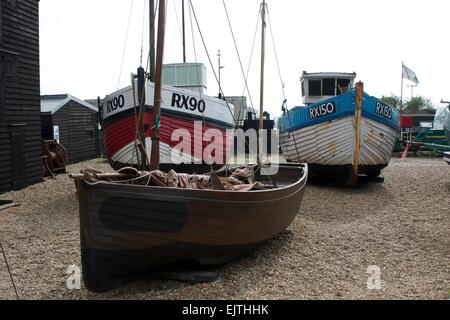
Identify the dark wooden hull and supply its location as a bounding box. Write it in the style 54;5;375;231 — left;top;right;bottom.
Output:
78;164;308;292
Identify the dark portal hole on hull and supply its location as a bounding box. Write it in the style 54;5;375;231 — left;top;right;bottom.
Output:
99;197;188;233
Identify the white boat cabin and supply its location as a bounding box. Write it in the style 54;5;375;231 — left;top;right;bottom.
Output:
301;72;356;105
162;63;207;94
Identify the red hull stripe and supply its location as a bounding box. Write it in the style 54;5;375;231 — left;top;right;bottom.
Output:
103;112;233;161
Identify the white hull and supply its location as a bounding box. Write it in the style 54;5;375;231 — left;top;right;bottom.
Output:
280;116;397;168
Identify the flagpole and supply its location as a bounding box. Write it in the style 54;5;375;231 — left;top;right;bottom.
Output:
400;61;404;114
400;61;404;140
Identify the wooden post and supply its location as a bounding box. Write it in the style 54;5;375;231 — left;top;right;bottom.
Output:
352;81;364;185
149;0;166;171
137;66;147;170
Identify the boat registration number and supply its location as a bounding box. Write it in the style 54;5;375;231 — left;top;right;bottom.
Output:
375;102;392;119
309;102;336;119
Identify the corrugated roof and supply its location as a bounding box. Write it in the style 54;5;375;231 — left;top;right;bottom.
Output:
41;94;98;114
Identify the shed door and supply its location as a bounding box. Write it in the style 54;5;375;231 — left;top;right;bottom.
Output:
10;124;27;190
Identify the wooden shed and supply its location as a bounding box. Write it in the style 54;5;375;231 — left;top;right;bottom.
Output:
41;94;99;164
0;0;42;193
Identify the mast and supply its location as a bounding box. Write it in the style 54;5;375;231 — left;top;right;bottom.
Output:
182;0;186;63
149;0;156;81
258;0;266;165
150;0;166;170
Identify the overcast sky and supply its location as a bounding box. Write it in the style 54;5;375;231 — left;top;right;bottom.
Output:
40;0;450;117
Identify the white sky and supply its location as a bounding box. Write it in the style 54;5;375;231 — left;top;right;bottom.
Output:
40;0;450;117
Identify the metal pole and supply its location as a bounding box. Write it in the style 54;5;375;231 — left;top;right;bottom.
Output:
217;49;222;98
258;0;266;165
400;61;404;139
150;0;166;171
149;0;156;82
182;0;186;63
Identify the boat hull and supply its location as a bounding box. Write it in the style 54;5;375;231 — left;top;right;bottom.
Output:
278;90;399;177
444;152;450;166
78;165;308;292
102;83;235;170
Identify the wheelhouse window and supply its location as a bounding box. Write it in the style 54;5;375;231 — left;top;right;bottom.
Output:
337;78;351;94
322;78;336;96
308;80;321;96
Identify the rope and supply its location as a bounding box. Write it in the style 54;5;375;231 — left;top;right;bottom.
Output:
267;5;286;101
0;239;19;299
265;6;301;163
223;0;258;121
139;0;147;67
117;0;135;89
188;0;237;126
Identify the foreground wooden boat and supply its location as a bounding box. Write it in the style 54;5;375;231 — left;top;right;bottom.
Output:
278;72;400;180
75;0;308;293
78;164;308;292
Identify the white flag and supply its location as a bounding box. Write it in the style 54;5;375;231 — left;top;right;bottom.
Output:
402;64;419;84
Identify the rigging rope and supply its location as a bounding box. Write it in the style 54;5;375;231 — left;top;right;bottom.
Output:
223;0;258;121
266;5;286;101
0;239;19;300
188;0;237;126
117;0;135;89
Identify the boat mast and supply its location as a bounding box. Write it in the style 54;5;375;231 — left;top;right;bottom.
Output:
149;0;166;170
258;0;267;165
149;0;156;81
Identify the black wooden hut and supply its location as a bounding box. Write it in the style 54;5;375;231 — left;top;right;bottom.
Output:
41;94;99;164
0;0;42;193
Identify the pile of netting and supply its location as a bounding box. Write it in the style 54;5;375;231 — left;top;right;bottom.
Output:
78;166;265;191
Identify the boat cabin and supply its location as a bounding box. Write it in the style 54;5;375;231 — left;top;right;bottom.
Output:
300;72;357;105
162;63;207;94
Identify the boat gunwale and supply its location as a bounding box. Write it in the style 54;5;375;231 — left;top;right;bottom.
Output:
80;164;308;198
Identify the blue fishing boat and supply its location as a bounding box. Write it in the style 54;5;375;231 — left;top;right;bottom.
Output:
278;72;400;180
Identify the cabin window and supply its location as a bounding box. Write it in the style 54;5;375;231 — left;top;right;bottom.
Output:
337;79;351;94
301;81;305;97
322;78;336;96
309;80;321;96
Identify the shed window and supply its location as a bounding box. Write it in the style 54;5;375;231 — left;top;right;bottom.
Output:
322;78;336;96
308;80;321;96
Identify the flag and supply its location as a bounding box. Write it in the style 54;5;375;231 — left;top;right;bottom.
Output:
402;64;419;84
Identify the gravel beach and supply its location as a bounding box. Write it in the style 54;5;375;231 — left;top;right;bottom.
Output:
0;157;448;300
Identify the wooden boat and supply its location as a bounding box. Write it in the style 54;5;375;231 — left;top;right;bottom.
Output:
278;72;400;181
77;164;307;292
76;0;308;293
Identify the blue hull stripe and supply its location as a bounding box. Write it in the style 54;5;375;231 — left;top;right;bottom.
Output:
278;89;400;133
